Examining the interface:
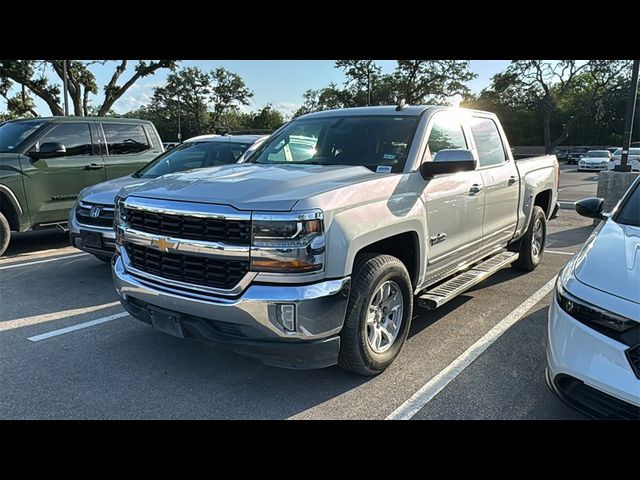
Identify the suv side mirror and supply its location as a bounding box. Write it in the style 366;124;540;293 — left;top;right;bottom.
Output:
420;149;477;179
28;142;66;159
575;197;605;220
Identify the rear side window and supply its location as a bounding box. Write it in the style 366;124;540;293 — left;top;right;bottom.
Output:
36;123;93;157
426;114;467;158
470;117;506;167
102;124;150;155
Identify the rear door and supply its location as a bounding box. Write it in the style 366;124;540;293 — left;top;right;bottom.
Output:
422;111;485;275
19;122;105;225
99;123;162;179
469;116;519;250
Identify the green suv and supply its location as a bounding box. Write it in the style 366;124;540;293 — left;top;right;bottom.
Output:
0;117;163;256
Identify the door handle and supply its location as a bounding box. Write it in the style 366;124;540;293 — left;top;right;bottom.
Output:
469;184;483;194
84;163;104;170
508;176;517;185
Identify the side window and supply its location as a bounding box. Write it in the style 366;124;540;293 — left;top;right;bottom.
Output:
36;123;93;157
102;124;150;155
426;114;467;159
470;117;506;167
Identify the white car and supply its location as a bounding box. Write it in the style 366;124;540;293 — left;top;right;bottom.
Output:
547;177;640;419
608;148;640;172
577;150;611;171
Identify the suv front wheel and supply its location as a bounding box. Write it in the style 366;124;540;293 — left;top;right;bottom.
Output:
0;212;10;256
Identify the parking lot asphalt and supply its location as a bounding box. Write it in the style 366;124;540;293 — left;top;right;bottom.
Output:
557;163;599;204
0;205;596;420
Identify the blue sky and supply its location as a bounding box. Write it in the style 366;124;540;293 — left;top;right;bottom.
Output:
3;60;510;117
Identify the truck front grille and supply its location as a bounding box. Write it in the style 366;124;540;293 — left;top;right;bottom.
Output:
126;208;251;245
125;243;249;290
627;345;640;380
76;203;115;228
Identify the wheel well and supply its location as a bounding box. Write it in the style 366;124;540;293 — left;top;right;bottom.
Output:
0;192;20;231
354;232;419;287
534;189;552;218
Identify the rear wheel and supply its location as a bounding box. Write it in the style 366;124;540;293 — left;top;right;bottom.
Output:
0;212;9;257
339;253;413;376
512;206;546;272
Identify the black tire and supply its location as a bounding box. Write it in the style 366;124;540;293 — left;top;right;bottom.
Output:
512;206;546;272
338;253;413;376
94;254;111;263
0;212;9;257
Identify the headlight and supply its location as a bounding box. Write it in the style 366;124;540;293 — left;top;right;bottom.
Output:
250;210;325;273
556;277;635;333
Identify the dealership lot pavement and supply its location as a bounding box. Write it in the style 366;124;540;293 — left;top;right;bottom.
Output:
1;169;600;419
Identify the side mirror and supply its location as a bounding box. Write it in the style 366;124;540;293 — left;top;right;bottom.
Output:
28;142;66;159
420;149;477;179
575;197;605;220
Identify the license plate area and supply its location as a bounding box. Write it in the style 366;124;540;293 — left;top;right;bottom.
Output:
148;307;184;338
80;230;102;248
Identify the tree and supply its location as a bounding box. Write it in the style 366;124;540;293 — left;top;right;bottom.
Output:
247;104;285;130
0;60;177;117
505;60;632;152
209;68;253;131
335;60;382;106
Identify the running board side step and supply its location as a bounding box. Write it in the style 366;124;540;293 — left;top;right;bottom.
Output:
417;251;519;310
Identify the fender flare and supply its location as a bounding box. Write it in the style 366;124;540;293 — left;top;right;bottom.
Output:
0;184;24;217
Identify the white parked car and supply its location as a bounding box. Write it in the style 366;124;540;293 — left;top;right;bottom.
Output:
577;150;611;171
547;176;640;419
608;148;640;172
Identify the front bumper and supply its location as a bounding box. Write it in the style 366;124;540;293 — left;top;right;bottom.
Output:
578;163;608;171
68;206;116;256
112;252;351;369
546;295;640;419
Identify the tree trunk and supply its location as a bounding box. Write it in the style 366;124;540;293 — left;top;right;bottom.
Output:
543;106;553;154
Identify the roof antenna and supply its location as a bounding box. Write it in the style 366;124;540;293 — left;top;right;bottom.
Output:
395;98;408;111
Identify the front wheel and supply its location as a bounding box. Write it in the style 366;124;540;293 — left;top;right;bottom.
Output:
0;212;10;257
512;206;546;271
339;253;413;376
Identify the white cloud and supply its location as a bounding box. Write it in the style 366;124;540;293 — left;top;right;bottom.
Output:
112;91;152;114
275;102;300;115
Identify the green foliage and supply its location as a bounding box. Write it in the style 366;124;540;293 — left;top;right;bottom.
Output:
294;60;476;116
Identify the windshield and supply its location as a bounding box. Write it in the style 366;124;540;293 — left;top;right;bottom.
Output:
613;148;640;156
135;141;252;178
247;115;419;173
0;120;47;153
586;151;609;157
615;180;640;227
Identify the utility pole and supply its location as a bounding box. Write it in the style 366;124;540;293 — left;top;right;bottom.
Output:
62;60;69;116
615;59;639;172
177;95;182;143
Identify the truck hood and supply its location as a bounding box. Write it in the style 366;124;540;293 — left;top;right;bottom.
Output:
125;163;385;211
81;175;148;206
574;220;640;304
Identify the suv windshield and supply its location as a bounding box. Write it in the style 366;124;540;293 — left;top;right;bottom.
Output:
0;120;47;152
134;140;252;178
247;115;419;173
615;180;640;227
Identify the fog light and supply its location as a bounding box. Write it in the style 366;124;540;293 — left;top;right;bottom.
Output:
277;304;296;332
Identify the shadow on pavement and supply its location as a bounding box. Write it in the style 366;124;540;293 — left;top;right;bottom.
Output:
4;229;71;258
546;225;595;249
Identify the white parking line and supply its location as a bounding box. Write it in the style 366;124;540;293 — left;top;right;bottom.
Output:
0;253;90;270
27;312;129;342
545;250;575;256
0;301;121;332
386;275;557;420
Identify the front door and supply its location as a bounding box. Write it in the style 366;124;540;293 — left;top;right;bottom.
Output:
421;112;485;282
20;122;105;225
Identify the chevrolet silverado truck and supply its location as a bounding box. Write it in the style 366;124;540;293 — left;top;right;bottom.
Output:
112;105;559;375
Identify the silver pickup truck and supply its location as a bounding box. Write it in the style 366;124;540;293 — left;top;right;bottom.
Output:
112;105;559;375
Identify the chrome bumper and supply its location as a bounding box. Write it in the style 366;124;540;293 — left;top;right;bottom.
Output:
112;252;351;341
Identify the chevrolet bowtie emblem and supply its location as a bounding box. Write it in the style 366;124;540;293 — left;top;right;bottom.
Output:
153;237;176;253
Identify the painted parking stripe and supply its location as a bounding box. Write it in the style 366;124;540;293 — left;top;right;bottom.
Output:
545;250;575;256
0;253;90;270
386;275;557;420
27;312;129;342
0;301;121;332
